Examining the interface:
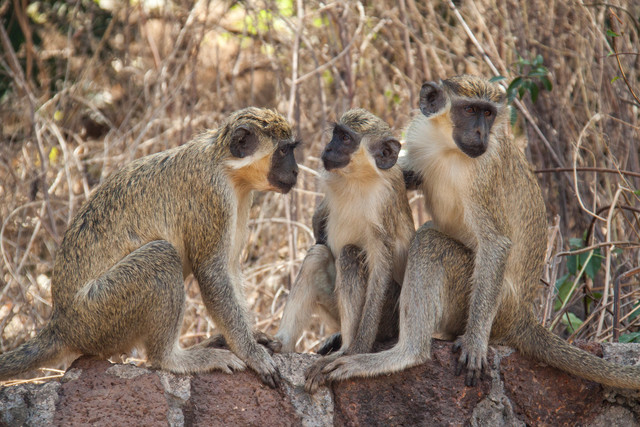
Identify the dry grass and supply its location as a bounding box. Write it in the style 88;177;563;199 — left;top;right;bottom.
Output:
0;0;638;376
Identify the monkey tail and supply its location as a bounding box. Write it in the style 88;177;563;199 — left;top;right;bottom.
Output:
0;323;64;381
513;316;640;389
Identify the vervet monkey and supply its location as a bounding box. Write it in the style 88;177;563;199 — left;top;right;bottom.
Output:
0;107;299;388
312;75;640;390
273;109;414;391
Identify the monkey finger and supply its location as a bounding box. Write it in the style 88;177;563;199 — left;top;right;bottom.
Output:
259;367;281;389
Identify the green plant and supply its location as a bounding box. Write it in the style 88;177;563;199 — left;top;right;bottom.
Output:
490;53;552;124
553;237;603;333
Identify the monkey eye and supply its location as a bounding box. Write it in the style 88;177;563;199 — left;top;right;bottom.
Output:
464;106;476;114
484;109;492;117
341;133;351;142
279;146;288;155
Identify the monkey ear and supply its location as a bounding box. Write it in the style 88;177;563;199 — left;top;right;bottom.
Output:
230;125;259;158
373;138;401;170
419;82;446;117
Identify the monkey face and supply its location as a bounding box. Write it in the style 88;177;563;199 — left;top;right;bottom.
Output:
268;140;300;193
419;80;499;159
322;124;360;171
450;101;497;158
322;121;401;173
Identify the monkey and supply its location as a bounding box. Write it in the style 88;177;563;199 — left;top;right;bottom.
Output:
0;107;300;388
310;75;640;390
272;109;415;392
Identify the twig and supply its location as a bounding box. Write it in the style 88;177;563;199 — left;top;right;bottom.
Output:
445;0;569;175
608;8;640;105
596;186;623;337
535;167;640;179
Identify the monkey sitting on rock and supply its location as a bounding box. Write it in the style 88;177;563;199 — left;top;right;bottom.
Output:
307;75;640;390
273;109;415;392
0;107;299;388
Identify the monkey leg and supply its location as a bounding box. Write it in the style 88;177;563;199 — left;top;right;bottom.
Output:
308;224;473;390
274;244;337;352
67;240;246;375
317;279;400;356
305;244;367;392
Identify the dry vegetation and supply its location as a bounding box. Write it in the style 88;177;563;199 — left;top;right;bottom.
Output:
0;0;638;379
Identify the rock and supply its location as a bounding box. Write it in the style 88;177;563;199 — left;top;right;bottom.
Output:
0;342;638;426
53;357;169;426
332;340;491;426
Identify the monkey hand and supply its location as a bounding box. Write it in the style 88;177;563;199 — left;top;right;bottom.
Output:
452;334;488;387
304;352;343;393
316;332;342;355
245;344;282;389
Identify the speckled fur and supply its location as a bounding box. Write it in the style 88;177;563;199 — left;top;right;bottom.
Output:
0;107;294;388
317;76;640;390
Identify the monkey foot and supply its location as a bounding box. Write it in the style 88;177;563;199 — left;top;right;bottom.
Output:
316;332;342;355
304;352;343;393
245;346;281;389
452;336;488;387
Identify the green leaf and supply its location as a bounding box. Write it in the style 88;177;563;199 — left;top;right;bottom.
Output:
606;29;620;37
635;189;640;196
567;254;579;275
611;76;620;83
541;76;553;91
530;82;539;103
529;68;548;78
561;312;584;334
619;332;640;343
489;75;506;83
506;76;523;97
509;106;518;126
583;249;602;279
518;85;526;100
533;54;543;67
629;302;640;321
569;237;584;249
554;273;572;311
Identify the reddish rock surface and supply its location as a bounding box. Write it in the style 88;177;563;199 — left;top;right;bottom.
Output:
332;340;492;426
501;349;603;425
53;357;169;426
185;370;300;426
0;342;638;426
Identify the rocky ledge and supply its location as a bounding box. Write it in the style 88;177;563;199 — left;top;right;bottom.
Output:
1;341;639;426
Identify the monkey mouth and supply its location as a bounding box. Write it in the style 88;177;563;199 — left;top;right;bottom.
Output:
275;180;296;194
322;158;349;171
456;142;487;158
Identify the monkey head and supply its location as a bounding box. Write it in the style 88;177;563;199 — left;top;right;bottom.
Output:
222;107;299;193
321;109;401;175
418;75;508;158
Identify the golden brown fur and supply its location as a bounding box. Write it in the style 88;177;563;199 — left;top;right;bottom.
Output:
313;76;640;390
274;110;414;392
0;107;297;388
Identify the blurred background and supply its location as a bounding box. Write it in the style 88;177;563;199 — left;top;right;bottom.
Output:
0;0;638;380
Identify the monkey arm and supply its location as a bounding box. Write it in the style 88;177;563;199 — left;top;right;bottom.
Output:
455;204;511;386
348;242;394;355
312;199;330;245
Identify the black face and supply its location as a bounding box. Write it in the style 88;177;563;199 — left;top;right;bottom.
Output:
450;100;496;158
418;81;497;159
268;139;299;193
321;124;361;170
